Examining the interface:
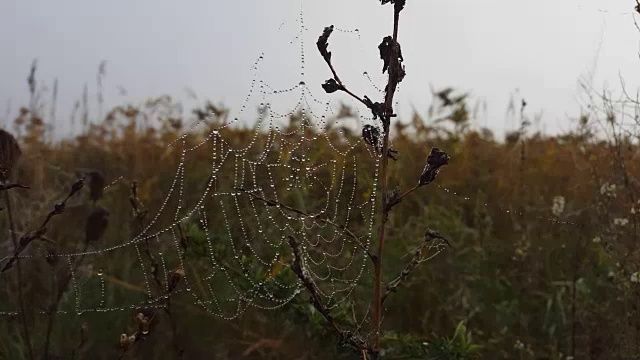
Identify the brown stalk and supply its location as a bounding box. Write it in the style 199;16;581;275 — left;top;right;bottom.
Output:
287;235;372;354
117;181;184;359
314;1;449;356
3;177;84;360
373;2;403;350
1;177;85;273
381;230;451;305
317;27;386;121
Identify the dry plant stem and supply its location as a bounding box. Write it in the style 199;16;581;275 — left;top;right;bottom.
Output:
317;3;404;353
373;5;402;350
10;177;86;358
1;177;85;273
121;182;183;359
32;178;87;358
117;310;164;360
3;190;35;360
287;236;372;354
381;230;450;305
318;33;382;118
236;187;375;261
390;185;419;210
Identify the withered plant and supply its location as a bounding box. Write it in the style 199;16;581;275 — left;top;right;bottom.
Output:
282;1;452;358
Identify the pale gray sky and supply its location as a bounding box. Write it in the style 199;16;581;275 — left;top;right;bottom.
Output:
1;0;638;138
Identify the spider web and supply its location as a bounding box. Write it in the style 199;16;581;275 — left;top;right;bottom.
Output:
0;9;400;322
0;6;580;326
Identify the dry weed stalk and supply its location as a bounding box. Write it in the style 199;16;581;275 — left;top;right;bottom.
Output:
0;129;34;360
2;121;103;359
0;136;107;359
116;181;184;359
280;1;452;358
2;177;85;273
41;180;109;359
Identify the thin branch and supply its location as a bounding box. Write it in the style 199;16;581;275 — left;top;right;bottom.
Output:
236;187;375;262
374;3;405;350
1;177;85;273
287;235;373;355
118;181;184;359
381;230;451;305
0;183;29;191
317;26;386;120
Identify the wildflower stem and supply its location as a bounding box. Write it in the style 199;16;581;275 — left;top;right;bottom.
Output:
373;3;402;351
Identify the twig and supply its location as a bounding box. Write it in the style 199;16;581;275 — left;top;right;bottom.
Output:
0;183;29;191
317;26;386;120
287;235;373;355
236;187;375;262
373;1;406;351
381;230;451;305
315;1;437;355
316;0;448;356
118;181;184;359
1;177;85;273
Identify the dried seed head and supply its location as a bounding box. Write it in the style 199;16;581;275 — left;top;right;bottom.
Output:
135;312;145;322
418;148;449;186
321;79;342;93
70;177;85;195
0;129;21;182
85;206;109;243
316;25;334;62
362;124;381;149
135;313;151;335
362;125;399;160
136;307;155;319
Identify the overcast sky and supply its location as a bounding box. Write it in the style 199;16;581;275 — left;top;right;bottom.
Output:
1;0;638;138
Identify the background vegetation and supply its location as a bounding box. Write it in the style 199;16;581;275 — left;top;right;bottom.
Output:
2;10;640;358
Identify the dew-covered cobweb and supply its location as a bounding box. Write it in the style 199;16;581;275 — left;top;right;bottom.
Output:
0;6;581;325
